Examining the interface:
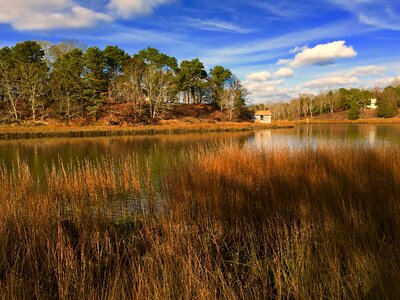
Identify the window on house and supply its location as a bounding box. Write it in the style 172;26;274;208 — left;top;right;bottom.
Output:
260;115;264;120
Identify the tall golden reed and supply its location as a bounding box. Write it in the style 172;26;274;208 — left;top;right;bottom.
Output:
0;144;399;299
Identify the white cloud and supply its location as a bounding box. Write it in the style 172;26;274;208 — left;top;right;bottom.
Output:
244;79;291;102
0;0;173;30
107;0;172;18
244;79;284;91
276;58;291;66
288;41;357;67
184;17;253;33
342;65;385;77
274;67;294;78
331;0;400;31
202;21;365;66
243;69;294;102
302;76;360;88
372;76;400;87
0;0;111;30
245;71;271;81
300;65;386;90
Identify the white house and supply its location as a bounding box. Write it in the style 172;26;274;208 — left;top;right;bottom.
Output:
254;110;272;124
367;99;378;109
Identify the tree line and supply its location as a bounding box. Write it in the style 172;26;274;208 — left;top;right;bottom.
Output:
0;40;247;123
259;83;400;121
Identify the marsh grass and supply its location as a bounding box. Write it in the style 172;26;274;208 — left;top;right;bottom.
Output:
0;122;283;140
0;144;399;299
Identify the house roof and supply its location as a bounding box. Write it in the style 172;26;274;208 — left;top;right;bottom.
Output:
255;110;272;116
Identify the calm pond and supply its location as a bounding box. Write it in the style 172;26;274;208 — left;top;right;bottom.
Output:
1;124;399;213
0;124;399;175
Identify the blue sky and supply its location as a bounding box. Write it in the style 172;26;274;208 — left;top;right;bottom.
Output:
0;0;399;103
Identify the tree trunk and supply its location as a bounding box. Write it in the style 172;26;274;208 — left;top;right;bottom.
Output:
6;87;19;121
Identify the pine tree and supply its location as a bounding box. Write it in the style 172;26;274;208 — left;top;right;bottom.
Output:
347;102;360;120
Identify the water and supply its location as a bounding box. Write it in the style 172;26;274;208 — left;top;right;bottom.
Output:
0;124;399;173
1;124;398;215
248;124;400;149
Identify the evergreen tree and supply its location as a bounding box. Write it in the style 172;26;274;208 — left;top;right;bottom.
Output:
50;49;84;120
83;47;107;119
209;66;232;108
347;101;360;120
12;41;47;120
103;46;129;100
222;75;247;121
178;59;207;104
0;46;20;121
377;87;398;118
135;47;178;72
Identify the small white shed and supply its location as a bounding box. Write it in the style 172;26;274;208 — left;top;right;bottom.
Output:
367;99;378;109
254;110;272;124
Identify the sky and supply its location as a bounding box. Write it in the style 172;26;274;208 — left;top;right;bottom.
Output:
0;0;400;103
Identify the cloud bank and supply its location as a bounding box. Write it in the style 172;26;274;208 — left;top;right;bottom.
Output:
243;67;295;102
0;0;172;30
300;65;386;89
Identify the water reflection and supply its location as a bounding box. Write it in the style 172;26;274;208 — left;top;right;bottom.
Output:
249;124;400;149
0;131;251;176
1;124;399;214
0;124;399;174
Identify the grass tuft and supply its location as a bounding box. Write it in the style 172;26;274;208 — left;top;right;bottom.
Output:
0;144;399;298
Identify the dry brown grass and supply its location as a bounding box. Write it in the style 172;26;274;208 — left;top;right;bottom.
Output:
165;144;400;298
0;122;285;140
0;144;399;298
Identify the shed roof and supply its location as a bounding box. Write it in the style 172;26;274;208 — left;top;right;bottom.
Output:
254;110;272;116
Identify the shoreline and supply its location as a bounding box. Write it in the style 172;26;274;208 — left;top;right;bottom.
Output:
275;118;400;125
1;118;399;140
0;122;292;140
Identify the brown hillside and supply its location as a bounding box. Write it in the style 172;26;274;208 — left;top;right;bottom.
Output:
97;103;243;125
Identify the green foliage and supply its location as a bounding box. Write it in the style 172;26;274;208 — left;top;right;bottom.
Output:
0;46;12;63
209;66;232;107
338;88;364;111
395;86;400;107
0;47;13;84
0;47;19;120
269;84;395;121
377;87;398;118
221;75;247;120
10;41;47;120
178;59;208;104
103;46;129;75
12;41;45;64
51;49;84;119
103;46;129;100
83;47;108;119
136;47;178;72
1;41;249;123
347;102;360;120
